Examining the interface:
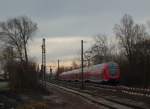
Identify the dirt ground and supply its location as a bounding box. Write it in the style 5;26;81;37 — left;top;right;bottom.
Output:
43;85;105;109
51;80;150;108
15;85;106;109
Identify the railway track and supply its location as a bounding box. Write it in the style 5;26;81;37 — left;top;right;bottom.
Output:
49;80;150;98
85;82;150;97
46;80;149;109
46;82;135;109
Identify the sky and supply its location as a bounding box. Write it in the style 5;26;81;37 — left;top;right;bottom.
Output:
0;0;150;69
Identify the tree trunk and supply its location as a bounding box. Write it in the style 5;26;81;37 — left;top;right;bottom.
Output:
24;42;28;65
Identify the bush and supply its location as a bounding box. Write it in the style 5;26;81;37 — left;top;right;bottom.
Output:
8;61;39;91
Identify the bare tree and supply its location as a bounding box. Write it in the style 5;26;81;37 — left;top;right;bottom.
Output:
133;39;150;87
71;60;80;69
0;46;14;80
84;50;93;66
114;14;149;87
83;34;117;65
86;35;110;64
94;34;108;57
0;16;37;64
0;16;38;91
114;14;148;65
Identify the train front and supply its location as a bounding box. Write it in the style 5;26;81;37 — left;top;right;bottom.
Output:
103;62;120;84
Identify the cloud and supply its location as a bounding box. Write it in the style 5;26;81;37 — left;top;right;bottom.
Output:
36;14;119;37
28;36;93;65
0;0;150;37
0;0;150;68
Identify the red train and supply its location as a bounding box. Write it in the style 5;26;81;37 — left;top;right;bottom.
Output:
59;62;120;84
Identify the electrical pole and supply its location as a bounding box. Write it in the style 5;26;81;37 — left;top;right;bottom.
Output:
41;44;44;88
81;40;84;89
42;38;46;88
57;59;60;80
49;66;52;80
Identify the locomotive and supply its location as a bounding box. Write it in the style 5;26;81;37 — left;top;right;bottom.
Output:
59;62;120;84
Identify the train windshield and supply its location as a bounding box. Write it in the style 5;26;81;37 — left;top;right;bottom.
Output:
108;63;118;76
